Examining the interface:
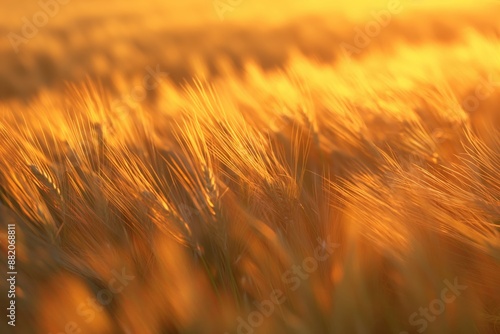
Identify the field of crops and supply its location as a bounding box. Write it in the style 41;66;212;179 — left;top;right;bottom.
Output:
0;1;499;333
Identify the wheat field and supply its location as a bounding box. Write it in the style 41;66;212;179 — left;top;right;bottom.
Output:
0;1;499;333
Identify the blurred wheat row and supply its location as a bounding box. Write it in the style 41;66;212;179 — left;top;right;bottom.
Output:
1;5;499;100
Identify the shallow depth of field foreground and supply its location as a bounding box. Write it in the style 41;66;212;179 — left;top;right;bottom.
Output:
0;1;499;333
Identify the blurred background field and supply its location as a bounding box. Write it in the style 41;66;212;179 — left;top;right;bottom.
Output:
0;0;499;100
